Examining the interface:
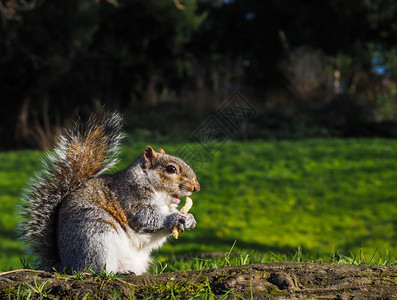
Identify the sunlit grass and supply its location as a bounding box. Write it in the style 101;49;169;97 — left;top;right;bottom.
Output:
1;138;397;271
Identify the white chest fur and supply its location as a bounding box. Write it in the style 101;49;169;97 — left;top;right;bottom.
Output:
151;191;178;214
104;191;177;275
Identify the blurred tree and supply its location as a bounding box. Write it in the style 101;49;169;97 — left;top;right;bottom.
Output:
1;0;397;149
0;0;205;149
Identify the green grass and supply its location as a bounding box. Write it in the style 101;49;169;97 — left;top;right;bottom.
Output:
1;138;397;271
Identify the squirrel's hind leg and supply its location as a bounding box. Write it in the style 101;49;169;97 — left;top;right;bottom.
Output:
56;199;121;274
57;209;150;275
57;217;113;273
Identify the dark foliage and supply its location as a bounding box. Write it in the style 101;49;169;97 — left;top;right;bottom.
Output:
1;0;397;149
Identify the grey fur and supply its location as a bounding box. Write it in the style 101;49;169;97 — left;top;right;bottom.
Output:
21;112;124;269
21;112;200;273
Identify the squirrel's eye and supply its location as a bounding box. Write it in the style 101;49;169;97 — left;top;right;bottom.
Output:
165;165;177;174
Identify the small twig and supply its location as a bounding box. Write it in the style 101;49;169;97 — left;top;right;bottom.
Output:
0;269;47;277
115;278;136;287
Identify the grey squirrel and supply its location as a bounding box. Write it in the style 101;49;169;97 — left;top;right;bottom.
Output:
21;112;200;274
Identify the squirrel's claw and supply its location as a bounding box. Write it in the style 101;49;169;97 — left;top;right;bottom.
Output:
166;211;196;233
184;213;196;231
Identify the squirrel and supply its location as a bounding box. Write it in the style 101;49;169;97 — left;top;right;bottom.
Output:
21;112;200;275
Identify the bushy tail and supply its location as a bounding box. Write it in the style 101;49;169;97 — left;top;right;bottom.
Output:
21;112;124;269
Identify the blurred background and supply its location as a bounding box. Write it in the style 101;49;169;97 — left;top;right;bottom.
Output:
1;0;397;149
1;0;397;271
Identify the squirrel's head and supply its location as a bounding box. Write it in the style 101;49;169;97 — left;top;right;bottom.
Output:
142;146;200;205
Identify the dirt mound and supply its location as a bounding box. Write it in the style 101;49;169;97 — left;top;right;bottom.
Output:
1;262;397;299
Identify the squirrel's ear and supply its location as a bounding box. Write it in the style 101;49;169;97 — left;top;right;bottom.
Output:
157;148;165;154
144;146;157;165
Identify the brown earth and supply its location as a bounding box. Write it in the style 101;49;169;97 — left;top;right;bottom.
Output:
1;262;397;299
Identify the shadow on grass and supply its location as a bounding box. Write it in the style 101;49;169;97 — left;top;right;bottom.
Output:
162;227;394;262
0;227;26;258
162;228;321;259
337;233;397;258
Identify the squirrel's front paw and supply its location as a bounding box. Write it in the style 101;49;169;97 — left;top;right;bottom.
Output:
183;213;196;231
166;212;196;233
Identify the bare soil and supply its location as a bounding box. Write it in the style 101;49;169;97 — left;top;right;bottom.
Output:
1;262;397;299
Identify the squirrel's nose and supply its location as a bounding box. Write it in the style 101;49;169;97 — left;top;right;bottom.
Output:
193;182;200;192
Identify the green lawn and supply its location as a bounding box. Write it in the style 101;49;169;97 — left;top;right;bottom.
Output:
1;139;397;271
